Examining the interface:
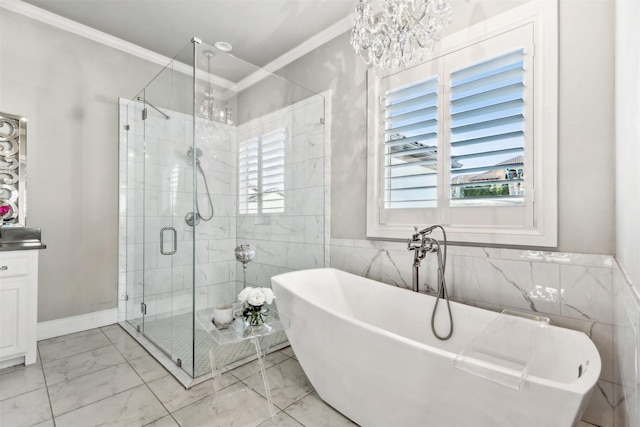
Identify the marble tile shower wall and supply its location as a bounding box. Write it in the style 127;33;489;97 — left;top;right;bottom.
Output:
118;99;238;324
235;97;328;292
330;238;639;427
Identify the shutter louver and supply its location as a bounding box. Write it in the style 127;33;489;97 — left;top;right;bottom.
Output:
238;137;259;214
261;128;285;213
238;128;286;214
384;76;439;209
449;49;526;205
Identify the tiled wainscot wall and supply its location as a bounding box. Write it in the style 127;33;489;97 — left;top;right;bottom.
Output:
331;238;640;427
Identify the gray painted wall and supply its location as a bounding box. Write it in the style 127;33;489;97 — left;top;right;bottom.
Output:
0;10;164;321
277;0;616;254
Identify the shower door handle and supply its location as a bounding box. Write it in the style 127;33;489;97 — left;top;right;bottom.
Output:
160;227;177;255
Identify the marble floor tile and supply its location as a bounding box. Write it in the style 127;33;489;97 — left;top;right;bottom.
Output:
100;323;126;335
171;382;273;427
48;362;143;416
229;350;290;381
280;346;295;358
144;414;180;426
263;412;305;427
54;384;168;427
285;392;357;426
147;373;222;413
38;329;111;363
43;344;125;386
244;357;314;410
0;363;46;400
129;353;171;382
103;327;150;360
0;387;52;427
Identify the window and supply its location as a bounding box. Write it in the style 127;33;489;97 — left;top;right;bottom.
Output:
449;48;526;207
367;1;558;246
238;128;286;214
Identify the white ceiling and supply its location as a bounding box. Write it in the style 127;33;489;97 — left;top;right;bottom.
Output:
21;0;356;68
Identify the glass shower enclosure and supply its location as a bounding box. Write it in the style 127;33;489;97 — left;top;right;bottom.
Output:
118;38;327;387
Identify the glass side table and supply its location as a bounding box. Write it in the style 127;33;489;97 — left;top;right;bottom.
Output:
196;307;289;426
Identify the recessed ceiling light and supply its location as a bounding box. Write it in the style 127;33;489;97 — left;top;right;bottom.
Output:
214;41;232;52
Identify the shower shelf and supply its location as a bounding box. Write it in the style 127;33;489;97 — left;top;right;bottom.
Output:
454;309;549;390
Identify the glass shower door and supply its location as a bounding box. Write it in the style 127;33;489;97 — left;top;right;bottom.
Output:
124;98;145;333
139;49;196;376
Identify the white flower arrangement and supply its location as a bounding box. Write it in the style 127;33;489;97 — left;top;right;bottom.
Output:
238;287;275;326
238;286;275;307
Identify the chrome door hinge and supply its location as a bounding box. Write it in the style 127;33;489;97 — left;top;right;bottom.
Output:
142;108;148;120
125;294;129;301
141;302;147;315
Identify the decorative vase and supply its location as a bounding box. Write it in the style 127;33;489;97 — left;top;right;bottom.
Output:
244;304;268;326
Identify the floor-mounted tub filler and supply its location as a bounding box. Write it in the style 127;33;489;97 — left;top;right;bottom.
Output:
272;268;600;427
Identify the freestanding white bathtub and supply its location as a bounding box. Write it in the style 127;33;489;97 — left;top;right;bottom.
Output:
272;268;600;427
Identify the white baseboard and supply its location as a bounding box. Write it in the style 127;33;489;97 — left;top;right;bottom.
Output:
37;308;119;341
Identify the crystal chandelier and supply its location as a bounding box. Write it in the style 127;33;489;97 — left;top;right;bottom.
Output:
198;50;233;145
350;0;452;71
200;50;232;125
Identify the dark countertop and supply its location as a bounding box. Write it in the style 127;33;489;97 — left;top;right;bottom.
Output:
0;227;47;251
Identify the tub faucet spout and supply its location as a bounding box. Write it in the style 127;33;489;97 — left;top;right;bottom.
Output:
407;226;437;292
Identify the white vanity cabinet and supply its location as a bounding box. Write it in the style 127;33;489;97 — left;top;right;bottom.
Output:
0;250;40;367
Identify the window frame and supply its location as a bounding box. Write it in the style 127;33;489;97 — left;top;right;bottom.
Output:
366;0;558;247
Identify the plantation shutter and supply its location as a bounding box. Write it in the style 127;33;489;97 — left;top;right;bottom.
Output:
261;128;286;213
384;76;439;209
449;49;526;206
238;137;259;214
238;128;286;214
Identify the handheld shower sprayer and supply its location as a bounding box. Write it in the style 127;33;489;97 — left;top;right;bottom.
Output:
407;224;453;341
185;147;214;226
